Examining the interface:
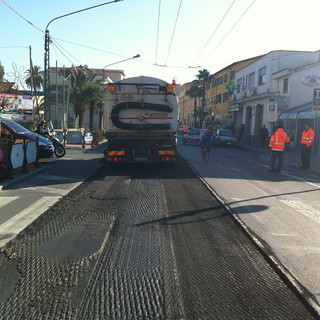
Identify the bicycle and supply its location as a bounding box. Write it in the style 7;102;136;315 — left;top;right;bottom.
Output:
201;140;211;163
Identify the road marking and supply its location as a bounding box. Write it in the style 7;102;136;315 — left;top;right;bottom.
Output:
0;197;19;208
279;199;320;225
256;162;320;188
0;196;60;247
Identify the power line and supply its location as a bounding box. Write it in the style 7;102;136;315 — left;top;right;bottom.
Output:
191;0;236;66
202;0;256;65
165;0;183;65
51;39;81;66
1;0;44;33
154;0;162;65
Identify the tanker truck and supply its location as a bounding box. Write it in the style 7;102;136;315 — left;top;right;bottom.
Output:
103;76;179;164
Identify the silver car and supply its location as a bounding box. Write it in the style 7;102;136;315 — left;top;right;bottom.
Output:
182;128;206;146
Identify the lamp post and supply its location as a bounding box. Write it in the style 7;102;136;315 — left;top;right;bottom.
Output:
43;0;122;120
102;54;140;80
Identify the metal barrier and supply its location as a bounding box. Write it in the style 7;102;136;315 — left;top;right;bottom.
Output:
0;139;37;180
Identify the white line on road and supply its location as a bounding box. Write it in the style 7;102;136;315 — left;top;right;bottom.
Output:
0;197;19;208
279;199;320;225
0;196;60;247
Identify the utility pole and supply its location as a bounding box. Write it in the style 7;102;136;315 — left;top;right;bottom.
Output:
43;0;122;121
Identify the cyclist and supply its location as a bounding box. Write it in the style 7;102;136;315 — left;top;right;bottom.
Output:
201;125;214;153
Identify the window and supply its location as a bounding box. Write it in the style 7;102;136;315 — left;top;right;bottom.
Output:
224;74;228;83
223;92;229;102
230;70;235;80
248;72;255;89
259;67;266;85
237;78;242;93
283;78;288;94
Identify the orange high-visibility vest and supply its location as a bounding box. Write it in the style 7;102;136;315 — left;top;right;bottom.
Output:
300;128;315;147
269;128;290;151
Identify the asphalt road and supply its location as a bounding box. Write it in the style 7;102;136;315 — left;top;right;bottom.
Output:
0;148;317;319
178;139;320;314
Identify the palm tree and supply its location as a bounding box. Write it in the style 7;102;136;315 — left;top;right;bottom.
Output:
0;62;4;82
25;65;44;120
25;65;43;90
186;82;202;128
196;69;211;126
69;67;104;128
82;83;105;131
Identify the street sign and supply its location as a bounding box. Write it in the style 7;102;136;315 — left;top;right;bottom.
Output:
267;103;277;122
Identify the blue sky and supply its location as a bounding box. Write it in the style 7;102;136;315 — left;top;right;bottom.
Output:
1;0;320;87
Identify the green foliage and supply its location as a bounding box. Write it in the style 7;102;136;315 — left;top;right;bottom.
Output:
25;65;43;90
92;129;106;143
0;62;4;82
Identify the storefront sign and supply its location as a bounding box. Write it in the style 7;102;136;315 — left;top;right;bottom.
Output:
301;75;320;87
229;104;239;112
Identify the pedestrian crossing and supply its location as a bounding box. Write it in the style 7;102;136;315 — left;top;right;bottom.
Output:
0;195;61;247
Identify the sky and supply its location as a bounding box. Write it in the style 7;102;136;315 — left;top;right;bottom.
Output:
1;0;320;88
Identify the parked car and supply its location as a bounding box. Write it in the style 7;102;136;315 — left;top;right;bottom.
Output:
0;117;54;158
182;128;206;146
213;129;237;147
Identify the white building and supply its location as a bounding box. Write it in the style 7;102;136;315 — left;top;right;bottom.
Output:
230;50;320;144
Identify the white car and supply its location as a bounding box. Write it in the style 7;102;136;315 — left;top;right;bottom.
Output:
182;128;206;146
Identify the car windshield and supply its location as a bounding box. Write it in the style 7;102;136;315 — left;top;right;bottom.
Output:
220;130;234;137
1;118;33;135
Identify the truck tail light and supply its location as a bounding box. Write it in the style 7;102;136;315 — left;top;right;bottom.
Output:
107;84;117;93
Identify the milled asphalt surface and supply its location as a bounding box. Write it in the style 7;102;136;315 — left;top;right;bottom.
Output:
0;153;318;319
0;144;320;318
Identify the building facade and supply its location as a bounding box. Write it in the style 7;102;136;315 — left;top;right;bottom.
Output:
230;50;320;144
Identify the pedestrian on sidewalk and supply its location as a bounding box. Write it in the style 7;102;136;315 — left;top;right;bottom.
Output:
268;123;290;173
300;123;315;169
258;125;269;148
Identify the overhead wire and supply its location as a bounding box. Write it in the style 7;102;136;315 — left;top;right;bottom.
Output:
154;0;162;65
190;0;236;67
50;39;81;66
164;0;182;66
0;0;44;33
202;0;256;65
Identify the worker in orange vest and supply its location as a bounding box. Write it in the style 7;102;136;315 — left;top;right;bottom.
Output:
268;123;290;173
300;123;315;169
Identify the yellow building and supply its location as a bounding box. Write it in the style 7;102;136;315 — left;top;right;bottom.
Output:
205;56;263;127
176;81;198;128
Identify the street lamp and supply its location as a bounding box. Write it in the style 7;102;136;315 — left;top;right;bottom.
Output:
44;0;122;120
102;54;141;80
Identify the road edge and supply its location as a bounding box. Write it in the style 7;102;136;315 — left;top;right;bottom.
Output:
183;157;320;319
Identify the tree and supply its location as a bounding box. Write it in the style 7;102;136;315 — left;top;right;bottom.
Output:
82;83;105;131
196;69;211;125
0;62;4;82
25;65;43;90
69;67;104;128
186;81;202;128
25;65;44;121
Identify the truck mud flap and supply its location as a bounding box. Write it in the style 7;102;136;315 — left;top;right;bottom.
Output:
111;102;173;130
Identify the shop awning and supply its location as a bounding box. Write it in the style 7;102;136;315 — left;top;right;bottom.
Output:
279;102;317;119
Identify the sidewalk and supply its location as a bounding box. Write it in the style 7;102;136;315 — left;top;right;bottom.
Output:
0;142;107;190
238;140;320;176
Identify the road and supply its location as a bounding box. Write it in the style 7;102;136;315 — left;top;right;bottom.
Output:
0;147;103;247
0;144;318;319
178;140;320;310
